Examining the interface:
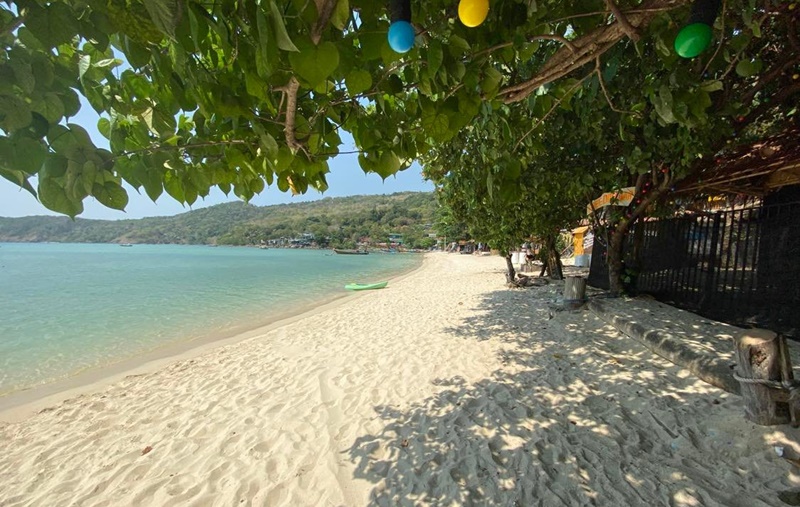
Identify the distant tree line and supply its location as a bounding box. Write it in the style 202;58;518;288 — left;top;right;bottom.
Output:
0;192;442;249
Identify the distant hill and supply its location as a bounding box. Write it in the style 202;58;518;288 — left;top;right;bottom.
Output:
0;192;439;248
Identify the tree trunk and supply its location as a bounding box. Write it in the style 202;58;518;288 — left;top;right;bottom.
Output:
541;234;563;280
548;245;563;280
504;252;516;284
607;223;628;296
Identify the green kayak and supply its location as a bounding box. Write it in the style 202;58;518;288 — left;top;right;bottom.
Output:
345;281;388;291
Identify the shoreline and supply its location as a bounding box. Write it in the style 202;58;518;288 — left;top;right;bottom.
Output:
0;254;426;422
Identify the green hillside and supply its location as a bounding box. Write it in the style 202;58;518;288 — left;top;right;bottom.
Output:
0;193;439;249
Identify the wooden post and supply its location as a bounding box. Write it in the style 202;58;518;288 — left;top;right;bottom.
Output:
734;329;792;425
564;276;587;308
777;335;798;427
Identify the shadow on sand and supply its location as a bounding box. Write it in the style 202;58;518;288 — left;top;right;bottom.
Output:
347;279;795;506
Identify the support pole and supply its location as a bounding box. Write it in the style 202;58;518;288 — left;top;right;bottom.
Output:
734;329;792;425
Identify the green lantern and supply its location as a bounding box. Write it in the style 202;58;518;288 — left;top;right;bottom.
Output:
674;0;721;59
675;23;713;58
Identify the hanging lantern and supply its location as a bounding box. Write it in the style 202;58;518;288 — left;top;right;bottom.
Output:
458;0;489;27
674;0;721;58
388;0;415;53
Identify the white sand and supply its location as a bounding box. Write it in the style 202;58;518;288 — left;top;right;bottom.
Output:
1;253;799;506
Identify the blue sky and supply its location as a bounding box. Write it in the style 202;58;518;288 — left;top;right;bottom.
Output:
0;99;433;220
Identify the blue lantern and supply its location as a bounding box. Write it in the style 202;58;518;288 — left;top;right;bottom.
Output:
388;0;414;53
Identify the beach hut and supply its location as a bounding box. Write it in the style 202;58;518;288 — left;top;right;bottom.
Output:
571;226;593;267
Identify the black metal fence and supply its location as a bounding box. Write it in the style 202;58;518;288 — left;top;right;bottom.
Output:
589;196;800;338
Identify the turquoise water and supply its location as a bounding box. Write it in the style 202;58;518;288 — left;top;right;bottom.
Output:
0;243;421;395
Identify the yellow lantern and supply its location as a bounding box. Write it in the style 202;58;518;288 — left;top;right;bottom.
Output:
458;0;489;27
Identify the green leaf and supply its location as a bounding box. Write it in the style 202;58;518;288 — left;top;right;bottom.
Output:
0;167;36;196
422;110;450;142
65;161;88;200
9;60;35;94
32;93;65;123
735;59;762;77
255;9;278;79
81;160;98;192
418;78;433;97
447;35;471;56
273;147;294;172
258;132;279;157
24;3;77;49
0;137;46;176
42;154;68;178
269;1;300;52
61;90;81;118
142;168;164;201
276;174;289;193
39;176;83;217
164;171;185;202
518;41;539;61
428;40;444;75
0;95;33;132
652;85;676;124
142;0;181;36
97;117;111;139
359;31;387;61
383;74;404;95
184;182;198;206
78;54;91;83
311;172;328;192
345;70;372;95
700;80;723;92
330;0;350;30
246;73;269;100
92;181;128;210
480;67;503;96
358;150;401;179
30;54;54;88
288;42;339;87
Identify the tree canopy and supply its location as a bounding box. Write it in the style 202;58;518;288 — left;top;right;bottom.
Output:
1;0;797;247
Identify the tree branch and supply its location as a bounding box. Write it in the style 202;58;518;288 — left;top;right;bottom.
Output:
604;0;640;41
276;76;303;152
118;140;252;158
311;0;337;45
742;81;800;126
594;57;636;114
278;0;338;155
498;0;690;104
628;173;670;225
741;55;800;105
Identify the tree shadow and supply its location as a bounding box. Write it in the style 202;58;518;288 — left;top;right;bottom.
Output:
347;279;795;506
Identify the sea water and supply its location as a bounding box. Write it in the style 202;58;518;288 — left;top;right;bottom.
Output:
0;243;421;396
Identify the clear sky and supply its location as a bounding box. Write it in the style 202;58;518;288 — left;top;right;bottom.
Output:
0;98;434;220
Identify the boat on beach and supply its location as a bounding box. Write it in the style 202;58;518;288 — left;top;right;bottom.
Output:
345;281;388;291
333;249;368;255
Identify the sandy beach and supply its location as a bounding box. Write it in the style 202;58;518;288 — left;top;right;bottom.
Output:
1;253;799;506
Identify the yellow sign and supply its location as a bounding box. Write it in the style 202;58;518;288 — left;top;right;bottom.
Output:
587;187;636;214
